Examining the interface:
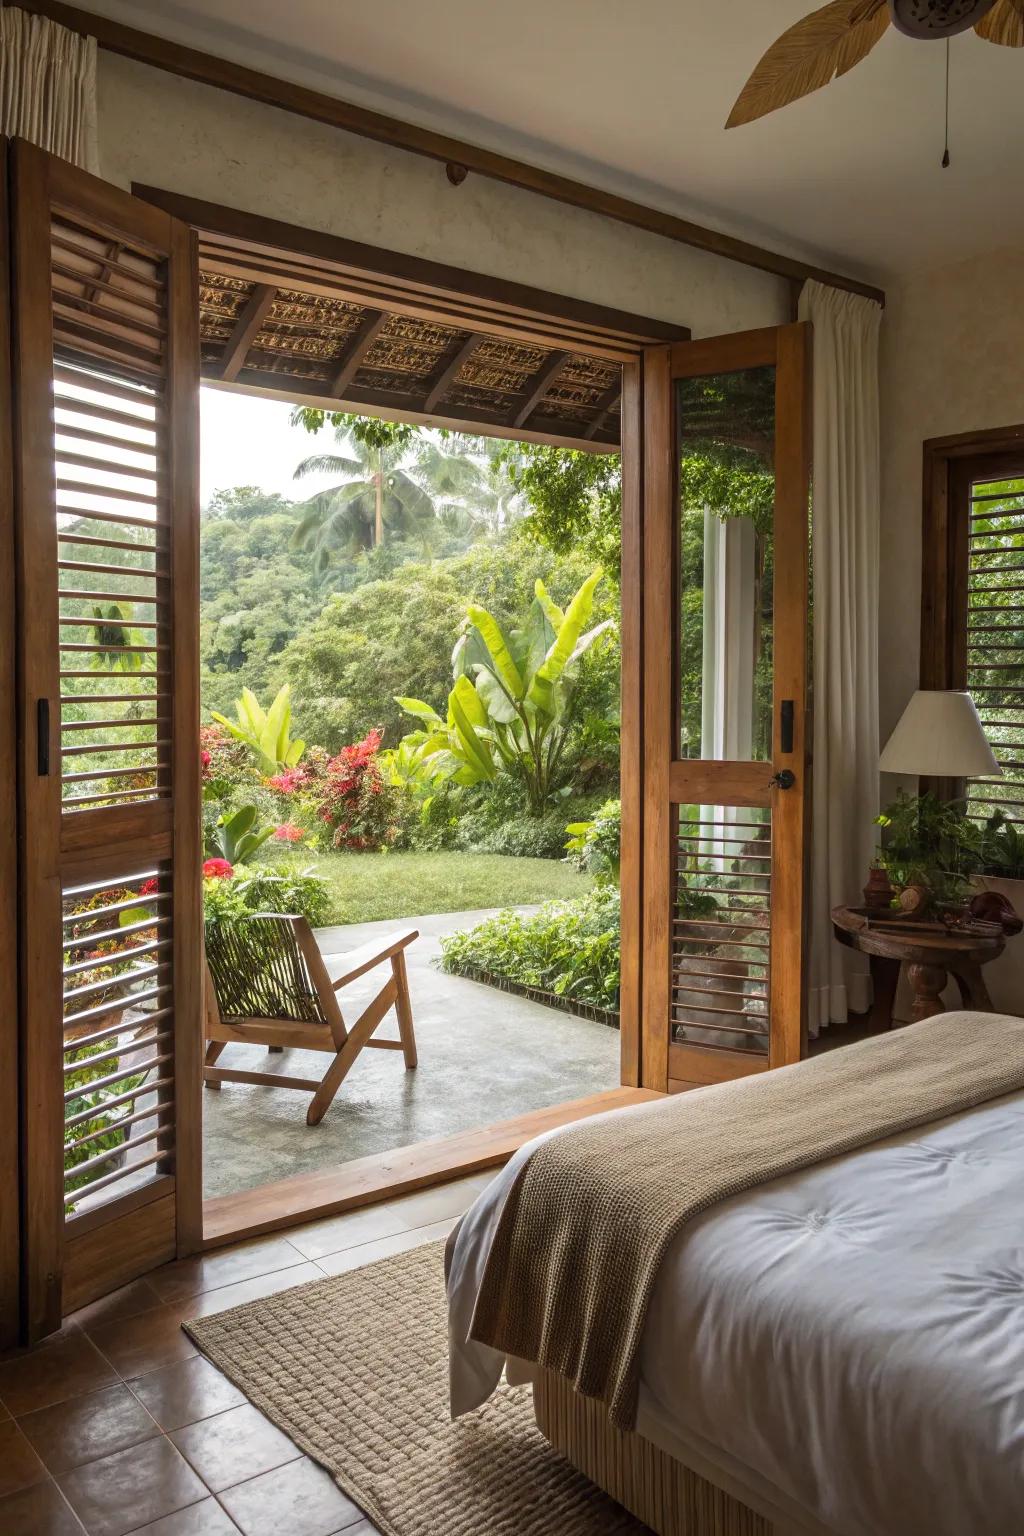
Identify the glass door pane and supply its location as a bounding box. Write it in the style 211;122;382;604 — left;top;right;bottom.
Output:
677;365;776;762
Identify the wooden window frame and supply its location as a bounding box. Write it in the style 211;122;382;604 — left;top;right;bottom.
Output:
920;424;1024;800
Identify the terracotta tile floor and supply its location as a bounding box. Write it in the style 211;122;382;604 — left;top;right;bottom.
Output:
0;1174;493;1535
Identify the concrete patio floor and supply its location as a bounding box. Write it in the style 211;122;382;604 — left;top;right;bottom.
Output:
202;908;619;1199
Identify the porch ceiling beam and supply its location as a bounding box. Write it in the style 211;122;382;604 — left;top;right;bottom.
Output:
512;351;569;429
329;309;388;396
20;0;885;307
217;283;276;382
583;381;623;441
423;333;483;414
217;365;618;454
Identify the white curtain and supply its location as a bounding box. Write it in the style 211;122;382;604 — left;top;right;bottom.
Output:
1;6;98;172
798;279;883;1032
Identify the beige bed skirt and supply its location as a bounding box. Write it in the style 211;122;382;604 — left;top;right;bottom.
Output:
533;1367;776;1536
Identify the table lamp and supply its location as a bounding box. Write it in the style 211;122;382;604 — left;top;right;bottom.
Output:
879;689;1001;779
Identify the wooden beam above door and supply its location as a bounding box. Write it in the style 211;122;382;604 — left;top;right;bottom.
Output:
216;282;275;382
424;334;483;413
329;309;388;396
20;0;884;307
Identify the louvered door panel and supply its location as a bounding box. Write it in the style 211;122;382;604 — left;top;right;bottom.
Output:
10;140;200;1337
672;809;771;1059
56;359;172;812
63;869;175;1216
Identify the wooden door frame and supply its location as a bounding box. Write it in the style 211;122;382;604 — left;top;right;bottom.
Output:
641;324;812;1095
0;139;21;1351
113;190;677;1245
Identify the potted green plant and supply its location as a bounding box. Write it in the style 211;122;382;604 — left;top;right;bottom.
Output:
873;789;983;916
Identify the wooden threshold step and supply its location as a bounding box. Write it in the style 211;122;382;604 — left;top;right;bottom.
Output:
202;1085;661;1250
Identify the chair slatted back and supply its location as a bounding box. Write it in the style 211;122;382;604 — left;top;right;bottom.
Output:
205;914;328;1027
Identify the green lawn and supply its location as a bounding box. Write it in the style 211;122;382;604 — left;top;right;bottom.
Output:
307;850;593;925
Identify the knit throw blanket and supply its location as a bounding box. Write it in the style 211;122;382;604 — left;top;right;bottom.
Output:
469;1011;1024;1431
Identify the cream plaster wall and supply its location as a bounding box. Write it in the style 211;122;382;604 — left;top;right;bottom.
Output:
879;244;1024;742
95;53;788;339
95;56;1024;751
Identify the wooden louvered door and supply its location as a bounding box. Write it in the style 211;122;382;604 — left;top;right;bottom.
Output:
8;139;201;1338
641;326;811;1094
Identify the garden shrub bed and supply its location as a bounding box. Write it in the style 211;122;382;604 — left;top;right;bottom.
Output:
438;887;621;1020
440;959;620;1028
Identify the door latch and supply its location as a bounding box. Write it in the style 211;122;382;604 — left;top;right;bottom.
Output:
37;699;50;776
769;768;796;790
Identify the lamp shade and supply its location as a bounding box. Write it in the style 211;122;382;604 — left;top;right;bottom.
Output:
879;689;1001;778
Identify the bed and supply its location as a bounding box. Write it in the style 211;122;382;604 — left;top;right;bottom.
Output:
448;1056;1024;1535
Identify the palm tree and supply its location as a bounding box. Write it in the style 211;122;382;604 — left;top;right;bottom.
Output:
292;424;506;572
292;430;435;571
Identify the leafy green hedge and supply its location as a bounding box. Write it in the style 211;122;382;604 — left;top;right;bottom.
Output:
439;887;620;1015
202;863;332;928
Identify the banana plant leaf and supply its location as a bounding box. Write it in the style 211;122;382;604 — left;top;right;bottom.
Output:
395;696;444;727
474;667;519;724
465;604;525;700
533;579;564;630
527;569;603;716
448;675;497;781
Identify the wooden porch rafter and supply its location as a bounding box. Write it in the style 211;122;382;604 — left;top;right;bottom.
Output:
217;282;275;382
330;309;388;395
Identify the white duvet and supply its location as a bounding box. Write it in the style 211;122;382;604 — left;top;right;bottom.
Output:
448;1090;1024;1536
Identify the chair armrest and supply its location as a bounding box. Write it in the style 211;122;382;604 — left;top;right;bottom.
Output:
321;927;419;989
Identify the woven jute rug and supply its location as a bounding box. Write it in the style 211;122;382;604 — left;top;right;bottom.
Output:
184;1240;647;1536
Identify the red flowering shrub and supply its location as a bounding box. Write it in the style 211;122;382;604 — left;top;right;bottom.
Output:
202;857;234;880
200;724;256;785
273;822;305;843
266;767;307;794
313;728;406;851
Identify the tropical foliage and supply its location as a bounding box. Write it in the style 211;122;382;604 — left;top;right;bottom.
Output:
203;801;276;865
565;798;621;883
875;792;1024;902
211;684;305;776
393;570;613;815
440;886;621;1014
201;861;331;930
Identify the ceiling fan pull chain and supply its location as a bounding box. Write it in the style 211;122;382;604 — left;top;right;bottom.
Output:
942;37;951;167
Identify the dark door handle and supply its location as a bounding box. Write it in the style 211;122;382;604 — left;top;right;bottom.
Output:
780;698;794;755
770;769;796;790
37;699;51;776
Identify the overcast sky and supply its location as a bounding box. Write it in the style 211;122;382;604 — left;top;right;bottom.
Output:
200;385;341;508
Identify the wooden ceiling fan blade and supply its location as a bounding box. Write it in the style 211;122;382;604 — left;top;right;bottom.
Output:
726;0;890;129
975;0;1024;44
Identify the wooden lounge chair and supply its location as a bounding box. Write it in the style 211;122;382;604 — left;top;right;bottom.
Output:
204;914;418;1125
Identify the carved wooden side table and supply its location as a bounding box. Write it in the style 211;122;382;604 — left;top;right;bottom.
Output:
831;906;1008;1028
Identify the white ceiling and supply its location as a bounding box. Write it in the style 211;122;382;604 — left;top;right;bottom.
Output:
84;0;1024;280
